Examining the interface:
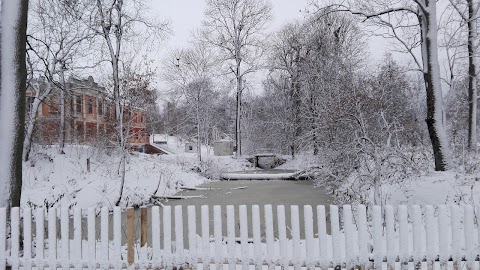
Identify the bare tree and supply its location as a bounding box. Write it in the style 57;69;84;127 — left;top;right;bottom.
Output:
93;0;168;206
448;0;479;152
162;46;218;161
325;0;454;171
0;0;29;208
200;0;273;156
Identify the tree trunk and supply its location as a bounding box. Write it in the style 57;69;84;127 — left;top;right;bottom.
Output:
235;73;242;156
0;0;29;208
59;66;66;154
23;82;53;161
467;0;478;152
418;1;453;171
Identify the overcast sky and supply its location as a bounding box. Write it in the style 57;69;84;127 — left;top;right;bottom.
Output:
146;0;390;93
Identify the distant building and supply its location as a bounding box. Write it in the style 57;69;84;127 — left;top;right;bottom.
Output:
213;138;234;156
26;76;148;149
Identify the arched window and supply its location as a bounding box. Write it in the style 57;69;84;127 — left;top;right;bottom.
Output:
88;99;93;114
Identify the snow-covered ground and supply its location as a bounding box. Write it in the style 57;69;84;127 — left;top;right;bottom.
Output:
21;141;250;209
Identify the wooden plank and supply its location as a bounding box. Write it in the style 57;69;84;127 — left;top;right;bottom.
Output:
11;207;20;270
23;208;32;270
101;207;109;268
372;206;383;269
411;205;423;262
330;205;341;266
48;208;57;268
304;205;314;270
385;205;395;269
61;208;70;269
174;205;184;266
252;205;262;270
399;205;409;270
163;206;172;268
140;207;148;263
264;205;274;270
227;205;235;270
450;204;461;264
464;205;474;268
214;205;223;270
87;207;96;269
343;205;355;267
201;205;210;267
152;206;161;266
127;208;135;267
277;205;288;269
0;208;6;270
73;208;82;270
424;205;436;270
356;205;368;269
113;207;122;270
187;205;196;266
317;205;328;267
291;205;301;270
35;208;45;270
438;205;449;264
239;205;249;270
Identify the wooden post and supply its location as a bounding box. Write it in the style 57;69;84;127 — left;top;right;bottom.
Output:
86;158;90;172
141;207;148;248
127;208;135;266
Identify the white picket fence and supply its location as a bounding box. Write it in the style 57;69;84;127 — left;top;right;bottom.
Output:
0;204;479;269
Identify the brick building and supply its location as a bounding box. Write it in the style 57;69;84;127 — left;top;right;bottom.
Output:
26;76;149;149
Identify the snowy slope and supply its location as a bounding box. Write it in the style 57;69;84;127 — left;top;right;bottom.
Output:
20;143;242;209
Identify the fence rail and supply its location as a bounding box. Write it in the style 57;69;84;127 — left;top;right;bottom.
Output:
0;204;479;269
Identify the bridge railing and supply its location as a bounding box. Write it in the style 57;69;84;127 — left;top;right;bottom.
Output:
0;204;478;269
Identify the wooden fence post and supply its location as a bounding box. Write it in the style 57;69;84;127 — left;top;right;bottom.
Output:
127;208;135;267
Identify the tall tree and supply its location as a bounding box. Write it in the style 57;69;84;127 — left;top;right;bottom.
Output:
328;0;454;171
200;0;273;156
93;0;167;205
0;0;29;208
448;0;479;152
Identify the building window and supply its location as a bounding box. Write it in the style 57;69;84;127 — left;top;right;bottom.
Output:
76;96;82;113
88;99;93;114
98;100;103;115
26;96;35;113
49;103;60;114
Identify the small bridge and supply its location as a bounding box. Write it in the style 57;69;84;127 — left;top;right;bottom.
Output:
249;148;283;169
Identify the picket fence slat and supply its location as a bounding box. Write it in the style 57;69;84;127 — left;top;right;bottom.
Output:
113;207;122;270
213;205;222;270
239;205;248;270
264;204;274;270
330;205;340;265
201;205;210;266
372;205;383;268
317;205;327;265
73;208;82;270
252;205;261;269
304;205;314;270
152;206;161;264
11;208;19;270
163;205;172;267
464;205;474;265
290;205;300;270
23;208;32;270
277;205;287;268
4;204;480;269
398;205;409;265
100;207;109;268
438;205;449;262
226;205;235;270
174;205;184;266
343;205;354;266
35;208;44;270
187;205;196;265
48;208;57;265
61;208;69;269
356;205;368;269
411;205;423;262
0;208;5;270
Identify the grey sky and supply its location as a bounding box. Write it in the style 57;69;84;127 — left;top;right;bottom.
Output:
146;0;390;92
